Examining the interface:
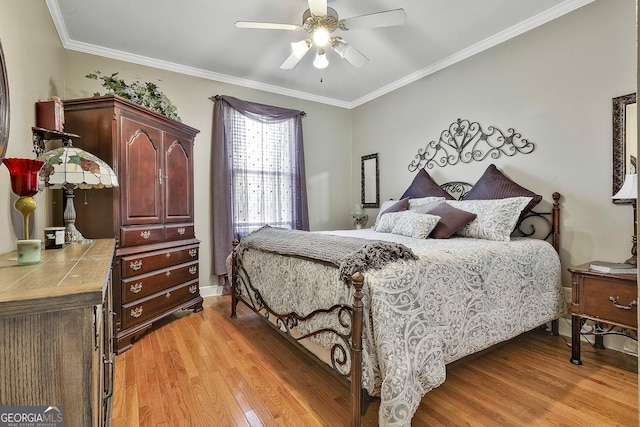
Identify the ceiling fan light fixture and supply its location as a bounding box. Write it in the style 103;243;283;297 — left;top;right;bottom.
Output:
313;49;329;69
312;27;330;47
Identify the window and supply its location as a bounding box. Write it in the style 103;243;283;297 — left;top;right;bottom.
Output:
230;111;297;236
211;95;308;278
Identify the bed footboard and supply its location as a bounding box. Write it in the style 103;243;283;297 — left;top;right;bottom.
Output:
231;240;367;426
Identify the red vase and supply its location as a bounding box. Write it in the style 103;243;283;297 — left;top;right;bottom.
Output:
3;158;45;241
3;158;44;197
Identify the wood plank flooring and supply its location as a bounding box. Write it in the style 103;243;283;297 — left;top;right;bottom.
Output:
112;296;638;426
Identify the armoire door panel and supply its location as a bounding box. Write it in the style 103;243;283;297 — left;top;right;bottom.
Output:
121;118;162;224
164;134;193;223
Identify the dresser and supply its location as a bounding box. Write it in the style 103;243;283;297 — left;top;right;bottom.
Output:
568;263;638;365
0;239;115;427
62;95;203;353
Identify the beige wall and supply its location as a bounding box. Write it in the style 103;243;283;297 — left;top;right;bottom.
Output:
0;0;65;254
62;51;353;291
352;0;636;288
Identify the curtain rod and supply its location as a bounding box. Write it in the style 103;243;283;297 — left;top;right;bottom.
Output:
210;95;306;117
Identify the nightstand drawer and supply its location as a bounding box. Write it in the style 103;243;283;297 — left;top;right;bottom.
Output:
581;276;637;328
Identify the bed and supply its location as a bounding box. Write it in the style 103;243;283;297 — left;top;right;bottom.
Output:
229;169;565;427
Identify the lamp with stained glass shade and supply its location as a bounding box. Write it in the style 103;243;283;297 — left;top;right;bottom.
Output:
2;158;45;240
38;140;118;244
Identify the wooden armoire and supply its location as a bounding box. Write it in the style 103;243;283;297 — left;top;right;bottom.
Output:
63;95;203;354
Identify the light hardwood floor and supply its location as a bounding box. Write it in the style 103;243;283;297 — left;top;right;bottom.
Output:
112;296;638;426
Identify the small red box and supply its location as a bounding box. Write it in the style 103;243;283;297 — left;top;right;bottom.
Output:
36;100;64;131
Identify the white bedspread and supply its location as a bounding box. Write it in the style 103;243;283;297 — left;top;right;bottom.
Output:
235;228;565;426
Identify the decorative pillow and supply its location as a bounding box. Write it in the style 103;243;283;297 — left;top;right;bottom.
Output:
462;164;542;216
374;198;409;227
408;196;446;209
447;197;532;241
375;211;405;233
400;169;455;200
413;201;478;239
391;211;441;239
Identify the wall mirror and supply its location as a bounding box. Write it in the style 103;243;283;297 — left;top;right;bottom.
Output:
612;93;636;205
361;153;379;208
0;39;9;159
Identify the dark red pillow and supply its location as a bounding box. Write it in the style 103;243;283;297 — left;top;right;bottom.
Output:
400;169;455;200
414;201;477;239
462;164;542;215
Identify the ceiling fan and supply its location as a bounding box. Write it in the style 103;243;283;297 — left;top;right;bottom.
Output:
235;0;406;70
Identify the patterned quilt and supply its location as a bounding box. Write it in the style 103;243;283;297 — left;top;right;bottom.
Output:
234;228;565;426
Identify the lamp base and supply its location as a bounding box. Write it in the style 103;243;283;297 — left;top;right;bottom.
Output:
624;203;638;266
65;222;92;245
625;234;637;266
64;187;92;244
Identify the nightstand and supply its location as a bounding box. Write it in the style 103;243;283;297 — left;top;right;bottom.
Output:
568;264;638;365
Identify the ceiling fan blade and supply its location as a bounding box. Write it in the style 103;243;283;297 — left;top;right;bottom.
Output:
308;0;327;17
332;38;369;68
280;40;311;69
340;9;406;30
235;21;299;31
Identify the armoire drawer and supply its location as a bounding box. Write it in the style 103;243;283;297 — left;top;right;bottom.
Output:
120;225;165;247
121;280;200;330
165;224;195;241
120;244;199;278
121;260;199;303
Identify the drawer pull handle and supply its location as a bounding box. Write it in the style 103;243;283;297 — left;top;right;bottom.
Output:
130;282;143;294
165;292;171;298
130;260;143;271
189;249;197;257
609;296;638;311
166;271;171;277
140;231;151;239
178;227;186;235
131;307;143;318
189;266;198;275
166;253;171;259
189;285;198;294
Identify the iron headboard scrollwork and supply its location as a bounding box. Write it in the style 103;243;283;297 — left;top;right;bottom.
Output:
408;118;535;171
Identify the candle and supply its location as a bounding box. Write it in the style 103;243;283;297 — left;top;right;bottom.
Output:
17;239;42;265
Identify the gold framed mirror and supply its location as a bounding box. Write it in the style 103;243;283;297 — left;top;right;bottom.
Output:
0;39;9;159
361;153;379;208
612;93;636;205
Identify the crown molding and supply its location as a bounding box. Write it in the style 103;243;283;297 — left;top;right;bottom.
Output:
47;0;593;110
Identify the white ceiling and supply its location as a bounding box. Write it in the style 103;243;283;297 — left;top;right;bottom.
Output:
47;0;593;109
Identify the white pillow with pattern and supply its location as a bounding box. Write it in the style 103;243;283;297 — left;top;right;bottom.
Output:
374;211;406;233
391;211;441;239
408;196;446;209
447;196;532;241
